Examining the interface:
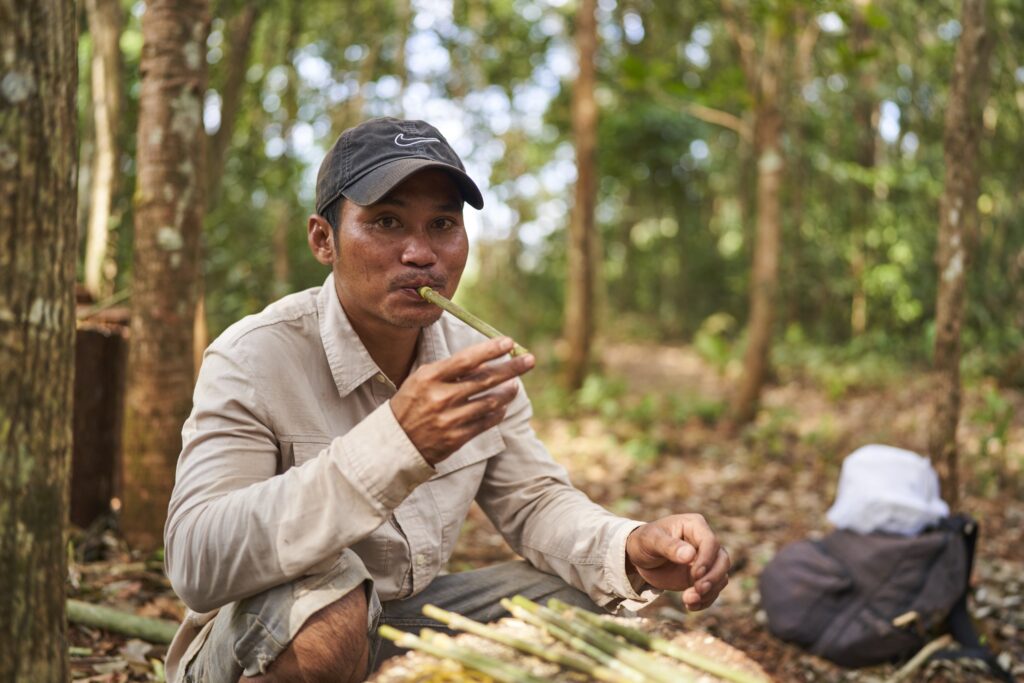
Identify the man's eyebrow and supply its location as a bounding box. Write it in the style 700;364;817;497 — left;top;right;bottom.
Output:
437;200;463;212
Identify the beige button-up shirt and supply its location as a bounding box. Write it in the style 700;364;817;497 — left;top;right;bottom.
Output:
163;274;653;680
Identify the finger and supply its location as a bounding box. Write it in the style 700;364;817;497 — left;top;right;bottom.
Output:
432;337;516;380
450;404;508;444
683;515;720;581
633;525;696;569
695;547;730;597
454;354;534;400
447;379;519;425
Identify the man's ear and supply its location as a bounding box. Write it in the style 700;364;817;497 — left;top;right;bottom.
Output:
308;215;335;265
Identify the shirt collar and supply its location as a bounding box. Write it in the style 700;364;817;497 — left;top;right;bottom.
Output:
317;272;451;397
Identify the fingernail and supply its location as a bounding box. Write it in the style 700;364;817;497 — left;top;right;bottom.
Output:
700;581;712;593
694;565;707;578
500;338;513;351
522;354;535;368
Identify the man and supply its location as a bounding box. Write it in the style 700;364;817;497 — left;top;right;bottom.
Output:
164;117;730;683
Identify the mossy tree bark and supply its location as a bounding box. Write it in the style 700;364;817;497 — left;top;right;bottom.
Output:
563;0;598;391
123;0;210;550
929;0;993;509
0;0;78;678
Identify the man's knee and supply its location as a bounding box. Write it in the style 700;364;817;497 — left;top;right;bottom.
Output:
243;587;369;683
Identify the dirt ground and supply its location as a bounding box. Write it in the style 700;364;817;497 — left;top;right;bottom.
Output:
68;341;1024;682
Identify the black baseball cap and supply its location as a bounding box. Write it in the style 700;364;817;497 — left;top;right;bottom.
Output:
315;117;484;215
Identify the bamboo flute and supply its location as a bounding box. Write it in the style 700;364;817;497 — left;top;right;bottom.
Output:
417;286;530;357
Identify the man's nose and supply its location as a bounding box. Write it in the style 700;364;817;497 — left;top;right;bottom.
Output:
400;232;438;267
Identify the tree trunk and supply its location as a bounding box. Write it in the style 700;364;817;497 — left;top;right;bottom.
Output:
929;0;993;510
563;0;598;391
849;4;876;337
123;0;210;551
206;3;260;204
82;0;124;300
725;17;785;429
0;0;78;678
728;104;783;427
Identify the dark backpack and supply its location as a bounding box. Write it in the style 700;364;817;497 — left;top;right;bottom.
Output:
759;514;1013;680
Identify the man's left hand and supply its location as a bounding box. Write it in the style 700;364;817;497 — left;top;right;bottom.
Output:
624;514;730;611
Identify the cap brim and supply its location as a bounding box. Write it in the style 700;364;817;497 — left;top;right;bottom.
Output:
342;158;484;210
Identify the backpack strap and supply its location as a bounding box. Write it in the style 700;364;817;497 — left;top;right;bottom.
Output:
927;515;1016;682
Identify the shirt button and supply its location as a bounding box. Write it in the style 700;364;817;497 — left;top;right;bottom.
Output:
374;373;386;383
415;553;427;567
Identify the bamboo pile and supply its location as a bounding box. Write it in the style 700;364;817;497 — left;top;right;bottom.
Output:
372;597;771;683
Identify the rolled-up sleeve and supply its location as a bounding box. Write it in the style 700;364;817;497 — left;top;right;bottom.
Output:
164;345;433;614
476;384;660;612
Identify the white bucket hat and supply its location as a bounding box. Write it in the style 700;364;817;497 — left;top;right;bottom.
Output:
826;444;950;536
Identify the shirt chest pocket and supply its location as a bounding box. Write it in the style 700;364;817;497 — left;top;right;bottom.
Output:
278;426;505;475
431;426;505;478
419;426;505;532
279;439;331;472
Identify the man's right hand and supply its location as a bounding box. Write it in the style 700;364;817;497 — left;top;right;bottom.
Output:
390;337;534;466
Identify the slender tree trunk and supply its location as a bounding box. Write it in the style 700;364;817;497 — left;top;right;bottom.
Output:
0;0;78;677
123;0;210;551
849;4;876;337
206;3;260;204
395;0;412;114
194;4;261;378
729;103;783;426
563;0;598;391
83;0;124;299
929;0;993;510
724;14;785;429
272;199;292;297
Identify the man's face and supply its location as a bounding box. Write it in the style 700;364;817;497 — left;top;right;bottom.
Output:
332;168;469;334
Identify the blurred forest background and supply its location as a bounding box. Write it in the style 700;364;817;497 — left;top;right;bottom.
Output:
3;0;1024;680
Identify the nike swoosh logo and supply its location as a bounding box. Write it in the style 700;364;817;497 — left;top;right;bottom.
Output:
394;133;441;147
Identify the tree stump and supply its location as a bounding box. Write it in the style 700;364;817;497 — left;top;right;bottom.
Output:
71;308;129;529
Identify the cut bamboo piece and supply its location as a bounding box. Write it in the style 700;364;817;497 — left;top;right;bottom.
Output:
512;596;691;683
500;599;649;683
417;286;529;357
554;599;770;683
423;603;638;683
378;624;547;683
66;599;178;644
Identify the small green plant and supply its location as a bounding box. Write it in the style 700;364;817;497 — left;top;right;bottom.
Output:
622;435;661;464
970;385;1016;494
693;312;737;373
576;373;627;417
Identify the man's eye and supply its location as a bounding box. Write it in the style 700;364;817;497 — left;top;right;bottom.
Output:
376;217;400;229
433;218;456;231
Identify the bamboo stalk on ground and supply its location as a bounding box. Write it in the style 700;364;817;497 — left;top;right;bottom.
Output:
552;599;769;683
66;599;178;644
423;604;638;683
511;596;691;683
500;599;649;683
378;625;547;683
417;286;529;356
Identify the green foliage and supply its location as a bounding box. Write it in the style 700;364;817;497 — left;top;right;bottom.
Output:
75;0;1023;389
